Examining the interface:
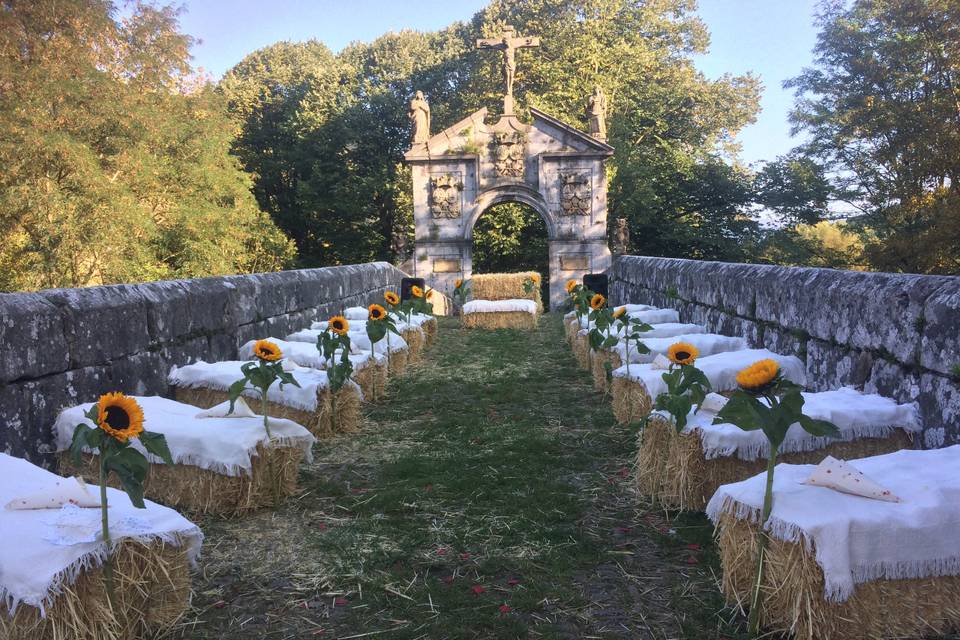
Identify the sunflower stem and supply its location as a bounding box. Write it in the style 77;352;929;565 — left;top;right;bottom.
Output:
748;442;778;637
99;456;116;609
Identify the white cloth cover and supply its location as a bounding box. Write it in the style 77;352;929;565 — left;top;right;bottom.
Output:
617;303;657;312
238;338;373;370
612;348;806;398
53;396;316;477
168;360;352;412
286;328;408;355
0;453;203;616
635;322;706;339
5;477;100;510
700;392;729;413
578;308;681;329
611;333;748;364
343;306;369;320
676;386;919;461
463;299;538;315
804;456;901;503
649;354;671;370
196;397;256;418
311;319;367;331
707;446;960;602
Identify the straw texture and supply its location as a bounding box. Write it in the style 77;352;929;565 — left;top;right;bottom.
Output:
470;272;543;311
611;376;653;426
461;310;538;330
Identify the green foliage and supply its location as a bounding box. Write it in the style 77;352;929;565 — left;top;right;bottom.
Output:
316;330;355;392
759;221;867;270
0;0;295;291
229;359;300;436
472;202;549;276
786;0;960;274
654;364;711;431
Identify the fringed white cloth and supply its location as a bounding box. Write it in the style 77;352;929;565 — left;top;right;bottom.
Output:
611;348;806;397
343;306;368;320
238;338;381;371
707;446;960;602
463;299;538;315
611;333;747;364
168;360;362;411
676;387;919;461
52;396;316;477
0;453;203;617
286;328;408;355
578;307;680;329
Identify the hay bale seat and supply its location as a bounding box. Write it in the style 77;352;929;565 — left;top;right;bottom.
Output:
169;361;362;438
661;387;921;510
709;446;960;640
240;337;388;402
291;325;411;380
400;325;426;362
0;453;201;640
462;299;538;330
574;308;684;374
633;413;677;498
610;348;806;426
593;331;745;392
470;271;542;312
53;396;316;515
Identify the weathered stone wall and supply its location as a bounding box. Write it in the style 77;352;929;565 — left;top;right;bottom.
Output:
610;256;960;446
0;262;407;465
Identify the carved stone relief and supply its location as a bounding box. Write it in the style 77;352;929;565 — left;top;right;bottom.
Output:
559;172;591;216
492;132;526;178
429;174;462;218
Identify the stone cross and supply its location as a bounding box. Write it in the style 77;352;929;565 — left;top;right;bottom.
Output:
476;26;540;115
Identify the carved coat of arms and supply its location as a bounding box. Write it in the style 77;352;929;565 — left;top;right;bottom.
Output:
492;132;526;178
429;174;462;218
559;172;591;216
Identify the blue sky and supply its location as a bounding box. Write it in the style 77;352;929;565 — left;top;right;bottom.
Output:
175;0;821;167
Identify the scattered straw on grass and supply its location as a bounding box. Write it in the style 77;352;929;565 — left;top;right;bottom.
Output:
461;311;538;330
59;444;304;516
173;384;362;439
590;349;622;393
663;429;915;512
716;514;960;640
470;272;543;312
611;376;652;426
632;413;675;498
0;539;190;640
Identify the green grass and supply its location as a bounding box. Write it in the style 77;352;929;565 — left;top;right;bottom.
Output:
173;315;748;639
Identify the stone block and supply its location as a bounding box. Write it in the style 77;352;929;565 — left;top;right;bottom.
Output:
917;373;960;445
762;326;806;358
920;280;960;376
805;339;874;391
0;292;69;383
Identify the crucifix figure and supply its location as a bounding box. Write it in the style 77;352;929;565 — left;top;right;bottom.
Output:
476;26;540;115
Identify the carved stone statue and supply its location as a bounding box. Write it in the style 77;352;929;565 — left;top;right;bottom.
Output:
476;26;540;115
409;91;431;144
612;218;630;255
588;85;607;141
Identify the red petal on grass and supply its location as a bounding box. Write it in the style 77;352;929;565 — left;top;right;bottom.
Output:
334;597;348;606
471;585;486;595
507;578;521;586
442;575;455;584
686;556;699;565
686;543;701;550
499;604;512;613
213;600;226;609
436;548;447;556
615;526;632;534
317;522;327;531
459;552;471;561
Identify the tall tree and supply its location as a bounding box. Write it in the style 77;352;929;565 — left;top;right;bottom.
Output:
787;0;960;274
0;0;294;291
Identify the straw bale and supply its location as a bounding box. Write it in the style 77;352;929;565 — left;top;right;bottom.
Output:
0;539;190;640
717;514;960;639
59;443;304;515
590;349;623;393
461;311;538;330
633;413;676;498
662;429;914;511
611;375;653;425
470;272;543;311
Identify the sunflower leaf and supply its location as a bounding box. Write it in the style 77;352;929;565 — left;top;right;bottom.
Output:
106;448;149;509
140;430;173;465
69;423;97;465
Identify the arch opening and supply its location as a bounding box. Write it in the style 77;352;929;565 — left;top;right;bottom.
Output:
472;201;550;308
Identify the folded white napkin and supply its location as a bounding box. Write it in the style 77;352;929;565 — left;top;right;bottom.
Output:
700;392;729;413
649;354;671;370
195;398;257;419
5;477;101;510
804;456;901;503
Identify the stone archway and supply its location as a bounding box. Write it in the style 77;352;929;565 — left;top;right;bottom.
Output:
404;107;613;308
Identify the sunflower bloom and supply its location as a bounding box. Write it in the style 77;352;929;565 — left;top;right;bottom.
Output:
252;339;282;362
530;273;541;284
590;293;606;310
455;278;463;289
328;315;349;336
736;359;780;393
411;285;424;298
368;303;386;321
97;393;145;442
612;306;627;319
667;342;699;366
565;279;578;294
384;291;400;305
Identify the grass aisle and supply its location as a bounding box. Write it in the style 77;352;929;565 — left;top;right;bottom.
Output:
175;314;746;639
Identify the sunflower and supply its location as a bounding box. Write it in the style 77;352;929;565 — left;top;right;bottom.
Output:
565;279;578;294
328;315;349;336
530;273;541;284
411;285;424;298
454;278;463;289
612;306;627;319
97;392;145;442
384;291;400;305
590;293;606;310
667;342;699;366
252;339;282;362
368;303;386;321
736;359;780;393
